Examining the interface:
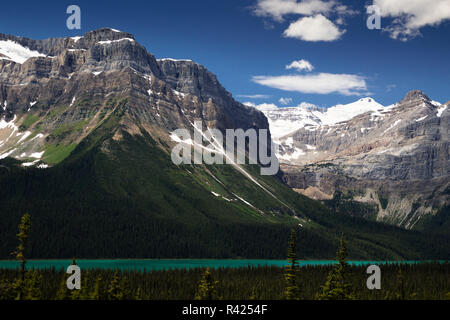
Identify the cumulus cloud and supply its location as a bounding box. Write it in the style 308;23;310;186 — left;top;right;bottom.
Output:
243;96;307;109
252;0;354;41
253;0;335;22
279;97;293;104
373;0;450;41
252;73;368;96
283;14;344;41
286;59;314;72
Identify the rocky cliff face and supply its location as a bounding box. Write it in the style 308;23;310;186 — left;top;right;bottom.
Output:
261;91;449;229
0;28;269;167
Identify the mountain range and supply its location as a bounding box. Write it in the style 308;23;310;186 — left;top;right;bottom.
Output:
0;28;448;260
257;92;449;230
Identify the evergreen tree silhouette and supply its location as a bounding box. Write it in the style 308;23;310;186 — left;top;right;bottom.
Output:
195;268;219;300
284;229;300;300
11;214;32;300
316;234;353;300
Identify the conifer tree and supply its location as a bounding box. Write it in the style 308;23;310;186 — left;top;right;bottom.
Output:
0;279;16;300
23;270;42;300
78;270;90;300
135;286;146;300
107;270;121;300
384;290;393;300
249;287;258;300
90;274;105;300
11;213;32;300
316;234;353;300
107;270;129;300
395;268;406;300
284;229;300;300
119;276;130;300
195;268;219;300
55;274;71;300
9;279;23;300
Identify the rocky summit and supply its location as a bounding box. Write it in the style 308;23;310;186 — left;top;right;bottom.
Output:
261;91;449;229
0;28;268;166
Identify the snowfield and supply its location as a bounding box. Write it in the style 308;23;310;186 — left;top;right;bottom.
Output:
257;97;386;141
0;40;46;64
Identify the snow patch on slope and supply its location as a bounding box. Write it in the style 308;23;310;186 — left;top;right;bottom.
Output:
277;148;305;162
71;36;82;43
157;58;193;62
29;151;45;159
98;38;135;45
0;40;46;64
415;115;428;122
437;105;447;118
383;119;401;134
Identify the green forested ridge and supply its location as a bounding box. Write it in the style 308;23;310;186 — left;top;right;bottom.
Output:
415;205;450;235
322;192;379;221
0;109;449;260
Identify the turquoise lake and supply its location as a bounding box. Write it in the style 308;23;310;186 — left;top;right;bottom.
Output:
0;259;429;271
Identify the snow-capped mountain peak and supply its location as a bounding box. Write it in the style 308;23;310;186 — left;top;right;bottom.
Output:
255;102;322;141
255;97;385;140
319;97;384;125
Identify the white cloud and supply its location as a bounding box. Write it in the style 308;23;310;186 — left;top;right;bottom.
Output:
252;0;356;42
237;94;271;99
252;73;367;96
286;59;314;72
279;97;293;104
243;101;279;111
373;0;450;41
254;103;279;111
283;14;345;41
253;0;335;22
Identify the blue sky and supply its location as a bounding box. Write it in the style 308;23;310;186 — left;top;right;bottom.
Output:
0;0;449;108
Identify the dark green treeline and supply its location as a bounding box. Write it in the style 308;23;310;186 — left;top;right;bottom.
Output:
0;262;449;300
1;215;449;300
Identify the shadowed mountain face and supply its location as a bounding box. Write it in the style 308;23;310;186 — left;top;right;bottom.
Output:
0;29;449;260
264;90;449;229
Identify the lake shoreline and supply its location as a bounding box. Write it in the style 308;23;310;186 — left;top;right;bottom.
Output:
0;259;447;272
